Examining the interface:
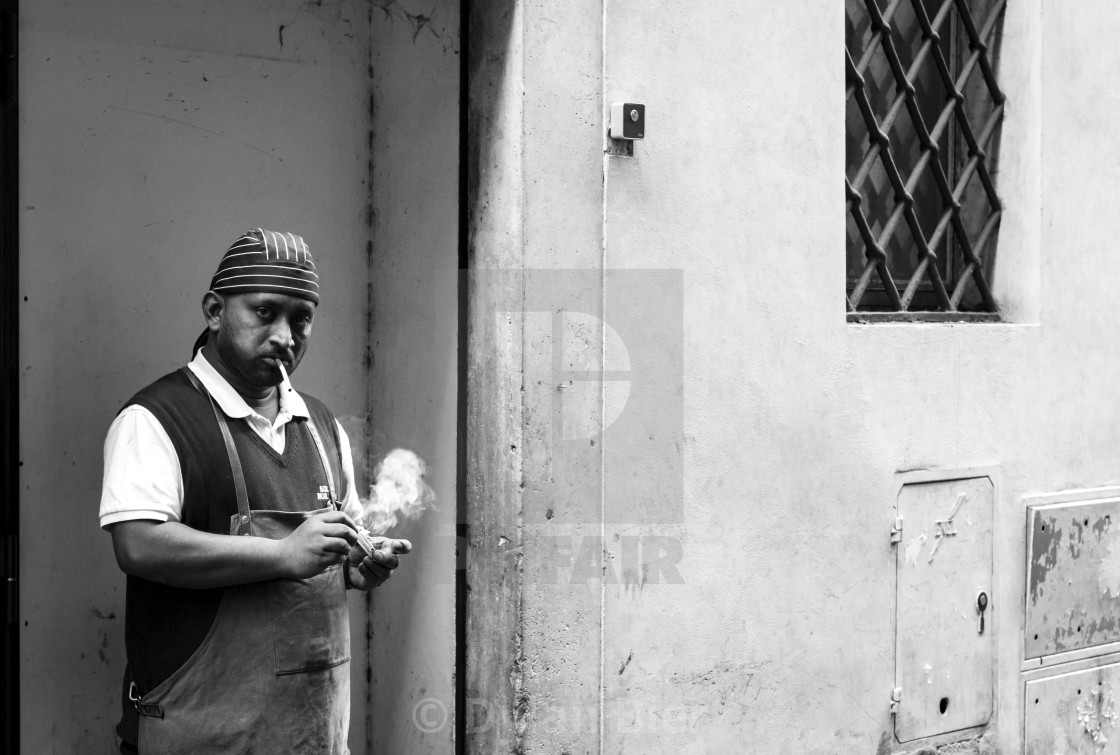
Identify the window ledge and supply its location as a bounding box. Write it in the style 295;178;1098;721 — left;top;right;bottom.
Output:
847;312;1002;324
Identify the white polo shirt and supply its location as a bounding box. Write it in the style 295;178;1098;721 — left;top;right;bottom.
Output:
99;349;362;529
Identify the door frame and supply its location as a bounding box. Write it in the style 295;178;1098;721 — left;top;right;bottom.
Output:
0;0;19;750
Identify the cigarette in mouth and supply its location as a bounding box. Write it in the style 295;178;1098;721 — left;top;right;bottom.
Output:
277;361;293;391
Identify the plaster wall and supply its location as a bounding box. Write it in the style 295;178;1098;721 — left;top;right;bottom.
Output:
366;2;459;752
467;0;1117;753
16;1;456;752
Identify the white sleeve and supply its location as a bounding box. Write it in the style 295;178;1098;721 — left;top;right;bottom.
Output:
334;419;365;526
99;405;184;529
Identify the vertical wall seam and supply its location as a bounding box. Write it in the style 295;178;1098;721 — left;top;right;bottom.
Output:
455;0;469;751
598;1;608;753
363;2;376;751
513;2;528;750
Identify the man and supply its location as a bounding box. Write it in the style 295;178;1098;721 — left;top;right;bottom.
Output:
100;229;409;754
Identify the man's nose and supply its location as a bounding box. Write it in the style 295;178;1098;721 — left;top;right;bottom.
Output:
269;319;295;349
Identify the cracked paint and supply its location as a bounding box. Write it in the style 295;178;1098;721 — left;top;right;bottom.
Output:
372;0;458;53
1030;515;1062;601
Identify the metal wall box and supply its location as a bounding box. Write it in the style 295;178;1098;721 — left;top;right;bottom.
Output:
895;474;994;742
1026;497;1120;660
1024;660;1120;754
609;102;644;140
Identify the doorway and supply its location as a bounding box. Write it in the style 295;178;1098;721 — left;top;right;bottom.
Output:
15;2;459;752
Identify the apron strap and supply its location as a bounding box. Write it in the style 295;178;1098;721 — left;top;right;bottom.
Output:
180;367;254;536
305;417;339;509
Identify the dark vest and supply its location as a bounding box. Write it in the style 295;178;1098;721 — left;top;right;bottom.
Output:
118;368;347;706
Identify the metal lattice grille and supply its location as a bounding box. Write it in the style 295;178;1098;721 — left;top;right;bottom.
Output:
846;0;1007;317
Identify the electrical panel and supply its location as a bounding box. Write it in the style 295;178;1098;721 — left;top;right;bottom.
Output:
1025;497;1120;660
894;475;994;742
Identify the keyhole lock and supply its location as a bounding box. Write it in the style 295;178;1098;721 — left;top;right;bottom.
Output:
976;591;989;634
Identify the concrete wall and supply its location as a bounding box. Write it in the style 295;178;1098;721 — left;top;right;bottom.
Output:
465;0;608;751
18;1;457;752
465;0;1119;753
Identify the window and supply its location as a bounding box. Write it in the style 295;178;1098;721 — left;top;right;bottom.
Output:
845;0;1007;320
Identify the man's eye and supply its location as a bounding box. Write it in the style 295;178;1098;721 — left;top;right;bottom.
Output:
255;307;273;318
294;315;312;327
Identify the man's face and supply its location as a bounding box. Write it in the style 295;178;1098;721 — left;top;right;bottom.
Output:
206;292;316;392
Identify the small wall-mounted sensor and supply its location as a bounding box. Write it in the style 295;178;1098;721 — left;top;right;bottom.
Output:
610;102;645;140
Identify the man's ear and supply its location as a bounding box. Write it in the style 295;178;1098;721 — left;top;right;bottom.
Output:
201;291;224;334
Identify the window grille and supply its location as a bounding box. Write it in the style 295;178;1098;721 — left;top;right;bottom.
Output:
845;0;1007;321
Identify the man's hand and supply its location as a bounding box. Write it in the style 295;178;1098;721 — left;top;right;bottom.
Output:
347;537;413;590
278;511;360;579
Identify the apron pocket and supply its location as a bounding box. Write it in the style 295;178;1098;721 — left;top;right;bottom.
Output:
266;564;351;675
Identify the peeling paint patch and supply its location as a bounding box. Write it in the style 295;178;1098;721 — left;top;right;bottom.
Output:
1030;514;1062;604
905;532;928;566
1077;683;1115;750
1100;537;1120;599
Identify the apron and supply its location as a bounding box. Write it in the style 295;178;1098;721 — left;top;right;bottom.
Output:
133;370;351;754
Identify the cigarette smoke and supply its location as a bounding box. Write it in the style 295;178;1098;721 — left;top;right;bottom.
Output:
360;448;436;535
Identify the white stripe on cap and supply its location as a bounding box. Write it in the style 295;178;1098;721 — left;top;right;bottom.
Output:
216;263;320;279
213;272;320;288
214;281;321;295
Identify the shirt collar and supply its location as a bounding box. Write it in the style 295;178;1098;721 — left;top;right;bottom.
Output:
188;348;309;421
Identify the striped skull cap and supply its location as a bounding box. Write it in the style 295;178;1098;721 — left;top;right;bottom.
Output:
209;228;320;304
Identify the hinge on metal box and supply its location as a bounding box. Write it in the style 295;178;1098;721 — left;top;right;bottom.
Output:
890;686;902;715
3;534;15;624
890;517;904;544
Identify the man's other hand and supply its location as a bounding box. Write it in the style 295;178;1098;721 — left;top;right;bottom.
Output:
347;537;412;590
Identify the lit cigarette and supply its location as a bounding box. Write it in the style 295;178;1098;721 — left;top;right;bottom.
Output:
354;527;377;559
